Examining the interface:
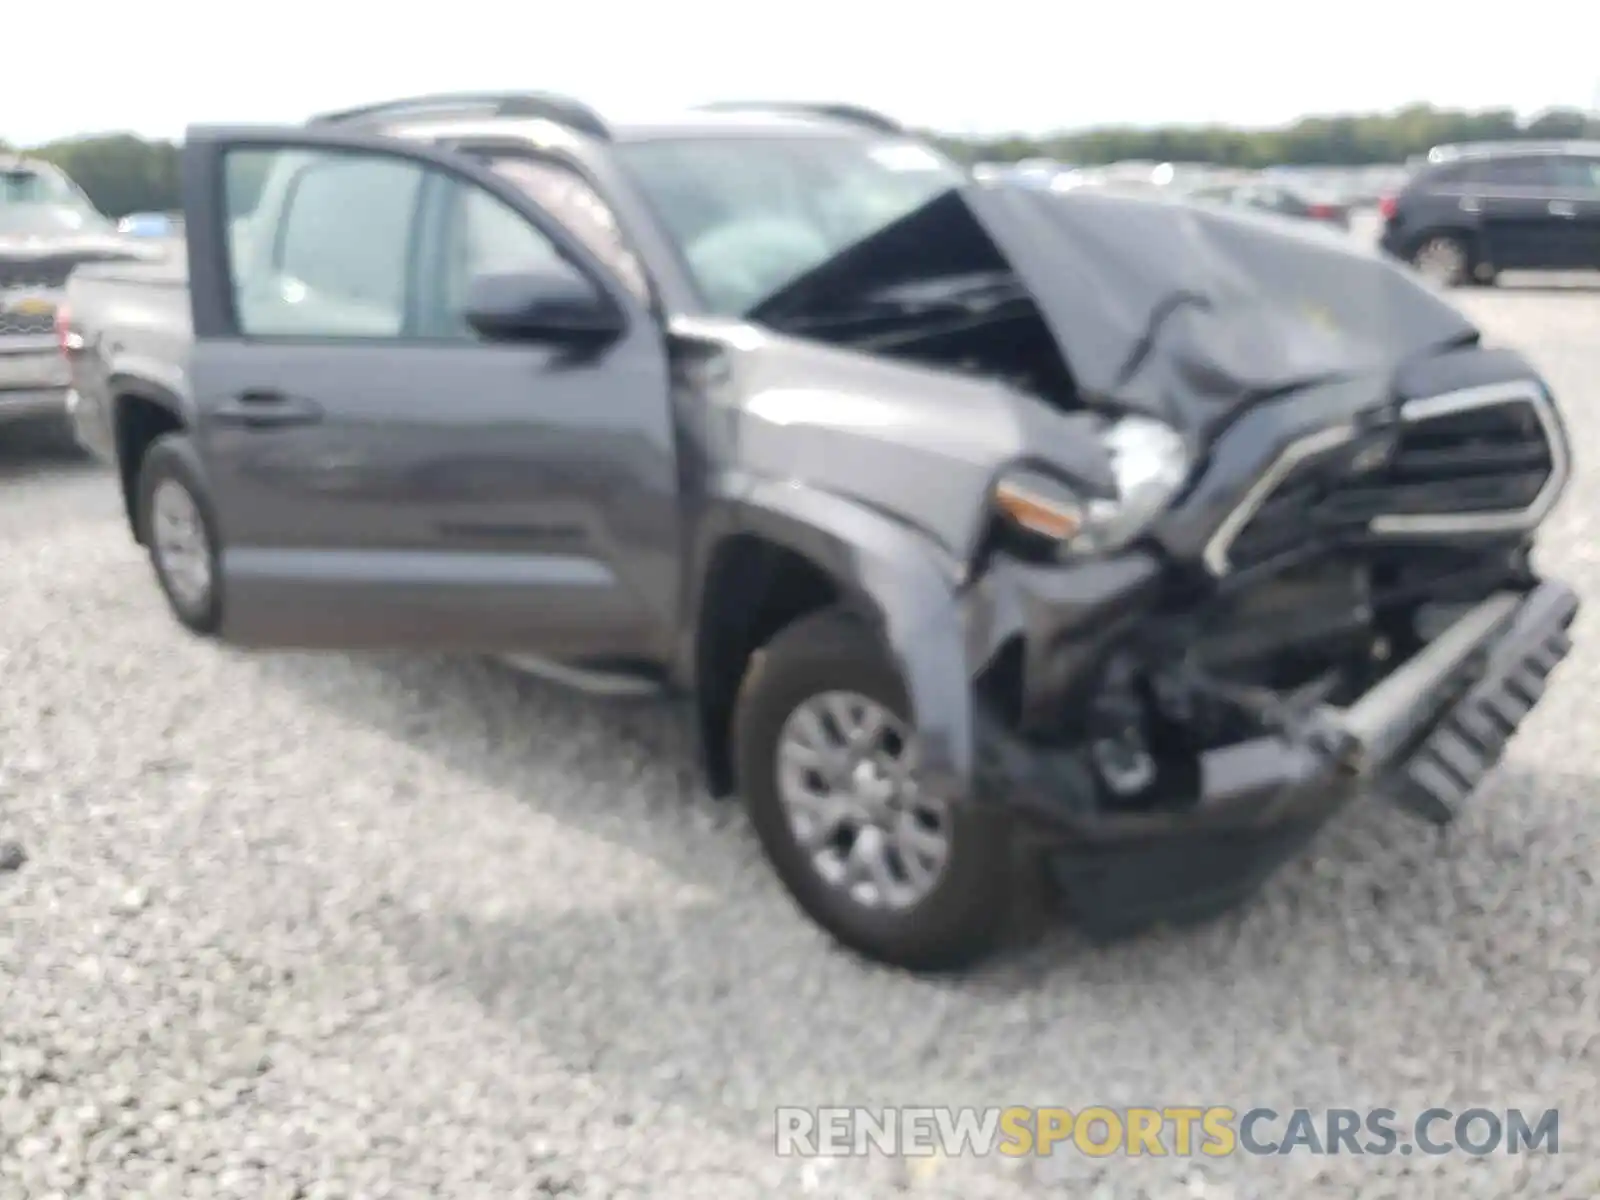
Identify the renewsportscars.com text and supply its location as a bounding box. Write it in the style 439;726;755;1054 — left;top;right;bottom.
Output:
774;1106;1560;1158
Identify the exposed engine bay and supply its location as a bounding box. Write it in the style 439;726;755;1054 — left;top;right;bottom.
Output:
749;190;1080;410
1065;543;1536;815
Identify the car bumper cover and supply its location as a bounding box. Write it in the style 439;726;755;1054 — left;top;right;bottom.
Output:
0;385;71;423
975;579;1578;935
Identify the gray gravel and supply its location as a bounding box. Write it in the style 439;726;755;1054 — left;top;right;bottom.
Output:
3;280;1600;1200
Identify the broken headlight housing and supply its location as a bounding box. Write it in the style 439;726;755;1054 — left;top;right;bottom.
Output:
992;416;1190;556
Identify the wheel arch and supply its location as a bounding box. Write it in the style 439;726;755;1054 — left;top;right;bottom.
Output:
110;380;188;543
1406;223;1483;267
685;481;975;802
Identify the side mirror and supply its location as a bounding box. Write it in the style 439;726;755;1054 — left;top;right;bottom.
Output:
463;266;625;345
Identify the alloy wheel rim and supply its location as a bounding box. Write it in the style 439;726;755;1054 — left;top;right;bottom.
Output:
775;690;950;911
151;479;212;611
1414;238;1465;285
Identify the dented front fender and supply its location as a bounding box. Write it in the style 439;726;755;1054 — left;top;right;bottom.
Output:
690;477;980;801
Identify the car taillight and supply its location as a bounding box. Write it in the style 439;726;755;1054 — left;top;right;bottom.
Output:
54;303;80;354
1378;194;1398;221
1307;203;1337;219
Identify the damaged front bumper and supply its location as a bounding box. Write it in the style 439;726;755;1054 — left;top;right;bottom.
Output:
973;579;1579;938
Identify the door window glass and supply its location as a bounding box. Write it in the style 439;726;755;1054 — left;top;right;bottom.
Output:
1469;156;1558;188
1423;162;1470;186
1551;156;1600;192
427;179;578;339
224;147;424;338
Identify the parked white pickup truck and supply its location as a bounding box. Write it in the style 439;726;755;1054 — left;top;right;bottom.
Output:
1;154;161;438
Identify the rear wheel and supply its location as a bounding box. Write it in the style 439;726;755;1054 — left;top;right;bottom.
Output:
136;434;222;635
733;608;1015;970
1410;234;1471;287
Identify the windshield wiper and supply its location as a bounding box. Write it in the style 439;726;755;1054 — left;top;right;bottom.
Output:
776;270;1030;333
856;269;1028;315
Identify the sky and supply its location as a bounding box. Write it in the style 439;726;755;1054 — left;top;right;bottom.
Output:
4;0;1597;147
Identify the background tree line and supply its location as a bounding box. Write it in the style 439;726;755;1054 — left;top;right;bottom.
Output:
3;133;180;218
936;104;1596;169
3;103;1595;218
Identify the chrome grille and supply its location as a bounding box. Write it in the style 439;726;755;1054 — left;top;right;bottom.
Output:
0;251;131;338
0;304;56;337
1;267;68;338
1333;401;1551;522
1217;382;1562;574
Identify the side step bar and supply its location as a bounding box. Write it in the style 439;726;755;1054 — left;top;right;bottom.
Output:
496;655;664;698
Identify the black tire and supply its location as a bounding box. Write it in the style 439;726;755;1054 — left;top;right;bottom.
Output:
135;433;223;635
44;416;90;458
5;416;83;461
733;607;1015;971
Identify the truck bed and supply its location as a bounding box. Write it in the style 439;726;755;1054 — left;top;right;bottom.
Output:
71;241;190;289
64;244;194;464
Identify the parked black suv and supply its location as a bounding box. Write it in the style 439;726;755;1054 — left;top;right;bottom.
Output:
1379;140;1600;286
62;94;1577;970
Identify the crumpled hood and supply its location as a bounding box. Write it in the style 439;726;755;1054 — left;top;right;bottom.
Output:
961;184;1479;438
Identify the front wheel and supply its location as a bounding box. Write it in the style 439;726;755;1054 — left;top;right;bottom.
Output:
733;608;1015;970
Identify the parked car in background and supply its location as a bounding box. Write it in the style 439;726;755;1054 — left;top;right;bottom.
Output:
1049;171;1163;197
1186;180;1353;229
1348;165;1413;208
117;211;184;239
1;155;96;210
1007;157;1069;186
2;154;162;438
1378;141;1600;286
60;93;1577;970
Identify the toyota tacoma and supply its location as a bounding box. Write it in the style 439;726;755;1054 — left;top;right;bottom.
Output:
61;94;1577;969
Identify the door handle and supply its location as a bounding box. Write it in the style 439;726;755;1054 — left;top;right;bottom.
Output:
1459;196;1481;213
1548;201;1577;218
210;390;324;429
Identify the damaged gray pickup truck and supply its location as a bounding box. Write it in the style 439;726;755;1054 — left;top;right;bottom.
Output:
62;94;1577;969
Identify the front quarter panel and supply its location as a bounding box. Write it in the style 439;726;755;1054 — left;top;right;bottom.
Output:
671;318;1116;565
686;473;979;802
668;319;1122;804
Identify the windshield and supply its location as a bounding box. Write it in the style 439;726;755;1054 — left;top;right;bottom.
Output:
616;136;965;315
2;167;85;205
0;202;114;238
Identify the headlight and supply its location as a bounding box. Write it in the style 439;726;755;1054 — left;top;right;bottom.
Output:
992;416;1190;555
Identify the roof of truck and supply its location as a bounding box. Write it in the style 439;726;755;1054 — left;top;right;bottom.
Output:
314;94;913;147
385;111;900;149
611;111;901;142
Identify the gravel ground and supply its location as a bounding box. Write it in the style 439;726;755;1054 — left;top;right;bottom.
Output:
3;280;1599;1200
